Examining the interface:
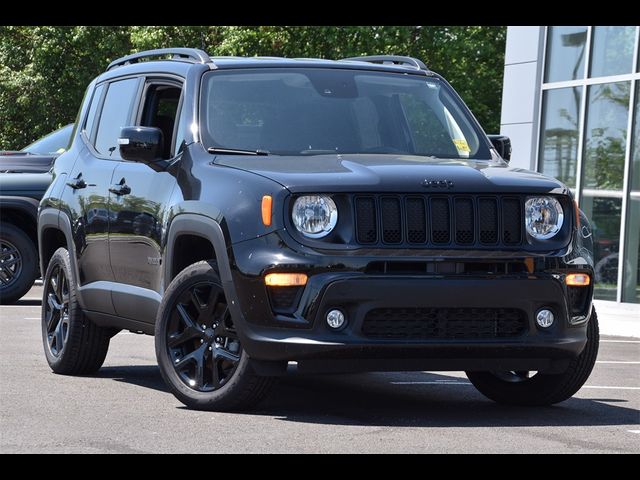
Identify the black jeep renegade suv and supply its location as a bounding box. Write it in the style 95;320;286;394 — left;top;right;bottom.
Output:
38;49;598;410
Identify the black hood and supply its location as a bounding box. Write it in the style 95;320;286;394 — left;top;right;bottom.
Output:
213;154;568;195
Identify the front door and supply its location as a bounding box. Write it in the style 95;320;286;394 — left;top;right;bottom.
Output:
108;80;182;321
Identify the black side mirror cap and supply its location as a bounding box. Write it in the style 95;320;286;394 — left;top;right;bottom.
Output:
487;135;512;162
119;126;164;165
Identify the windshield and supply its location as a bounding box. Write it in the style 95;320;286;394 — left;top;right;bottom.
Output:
22;124;74;155
200;69;490;159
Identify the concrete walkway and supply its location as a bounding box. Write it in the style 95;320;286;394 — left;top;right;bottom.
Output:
593;300;640;338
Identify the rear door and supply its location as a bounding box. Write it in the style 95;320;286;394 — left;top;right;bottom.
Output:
67;77;141;314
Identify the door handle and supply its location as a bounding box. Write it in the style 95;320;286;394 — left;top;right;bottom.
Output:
66;173;87;190
109;180;131;196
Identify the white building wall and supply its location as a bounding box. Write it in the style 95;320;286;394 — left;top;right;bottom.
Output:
499;26;544;171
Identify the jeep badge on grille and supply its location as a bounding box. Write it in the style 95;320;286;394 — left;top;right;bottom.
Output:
422;179;454;189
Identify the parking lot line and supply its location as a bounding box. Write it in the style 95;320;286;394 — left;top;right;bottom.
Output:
601;340;640;344
596;361;640;364
390;381;640;390
391;381;472;385
582;386;640;390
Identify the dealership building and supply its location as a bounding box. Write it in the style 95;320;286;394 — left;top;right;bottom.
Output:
500;26;639;319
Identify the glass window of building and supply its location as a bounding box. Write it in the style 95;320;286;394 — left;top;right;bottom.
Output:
544;26;588;83
622;83;640;303
581;82;630;300
538;26;639;303
582;196;623;301
589;26;637;78
538;88;582;187
582;82;630;192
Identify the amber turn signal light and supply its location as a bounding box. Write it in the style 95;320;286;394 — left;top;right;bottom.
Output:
265;273;308;287
566;273;590;286
261;195;273;226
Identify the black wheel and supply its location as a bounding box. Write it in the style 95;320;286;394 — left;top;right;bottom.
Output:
156;260;275;411
0;222;38;305
41;247;111;375
466;309;600;406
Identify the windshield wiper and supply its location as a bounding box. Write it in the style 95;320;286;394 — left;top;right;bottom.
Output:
207;147;269;156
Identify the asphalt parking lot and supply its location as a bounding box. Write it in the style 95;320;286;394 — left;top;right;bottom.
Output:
1;284;638;453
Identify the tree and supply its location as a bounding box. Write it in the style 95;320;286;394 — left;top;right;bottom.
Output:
0;26;506;150
0;26;131;149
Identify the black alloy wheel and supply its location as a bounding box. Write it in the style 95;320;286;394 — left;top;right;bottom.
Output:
41;247;111;375
156;260;275;411
0;239;23;288
0;222;38;305
44;263;70;357
166;282;241;392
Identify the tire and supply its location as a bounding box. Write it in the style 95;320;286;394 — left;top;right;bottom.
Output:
0;222;38;305
41;247;111;375
155;260;275;411
466;309;600;406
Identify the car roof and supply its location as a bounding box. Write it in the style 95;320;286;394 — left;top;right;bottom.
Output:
97;56;432;83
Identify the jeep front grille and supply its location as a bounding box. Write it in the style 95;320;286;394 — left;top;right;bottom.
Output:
353;195;523;248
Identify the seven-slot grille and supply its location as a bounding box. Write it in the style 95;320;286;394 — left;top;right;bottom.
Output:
354;195;523;247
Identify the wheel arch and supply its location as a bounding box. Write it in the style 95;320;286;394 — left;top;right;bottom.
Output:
0;197;39;247
38;209;79;287
164;214;234;287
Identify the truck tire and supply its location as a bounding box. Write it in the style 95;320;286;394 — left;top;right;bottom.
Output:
155;260;275;411
41;247;111;374
466;309;599;406
0;221;38;305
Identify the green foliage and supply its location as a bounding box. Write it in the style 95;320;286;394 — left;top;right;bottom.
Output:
0;26;505;150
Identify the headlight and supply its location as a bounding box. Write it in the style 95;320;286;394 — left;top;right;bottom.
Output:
525;196;564;240
292;195;338;238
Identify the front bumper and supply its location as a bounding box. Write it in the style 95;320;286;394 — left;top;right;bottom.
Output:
224;231;593;374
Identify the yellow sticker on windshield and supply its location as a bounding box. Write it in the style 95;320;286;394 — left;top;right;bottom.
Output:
56;148;66;154
453;139;471;153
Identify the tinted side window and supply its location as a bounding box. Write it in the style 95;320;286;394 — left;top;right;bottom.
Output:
140;84;181;159
83;84;104;143
94;78;139;159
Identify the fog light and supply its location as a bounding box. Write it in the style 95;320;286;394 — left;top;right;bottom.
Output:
326;309;345;329
536;309;555;328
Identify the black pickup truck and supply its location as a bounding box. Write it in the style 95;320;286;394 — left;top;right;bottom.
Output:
0;125;72;304
0;172;52;303
0;124;73;174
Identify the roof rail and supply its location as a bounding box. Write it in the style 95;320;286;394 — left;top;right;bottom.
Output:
341;55;428;71
107;48;212;71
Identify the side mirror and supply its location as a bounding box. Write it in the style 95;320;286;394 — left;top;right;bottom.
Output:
118;126;164;164
487;135;511;162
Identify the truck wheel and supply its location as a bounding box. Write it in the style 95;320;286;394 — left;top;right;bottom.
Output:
155;260;275;411
466;309;599;406
42;247;111;374
0;222;38;305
